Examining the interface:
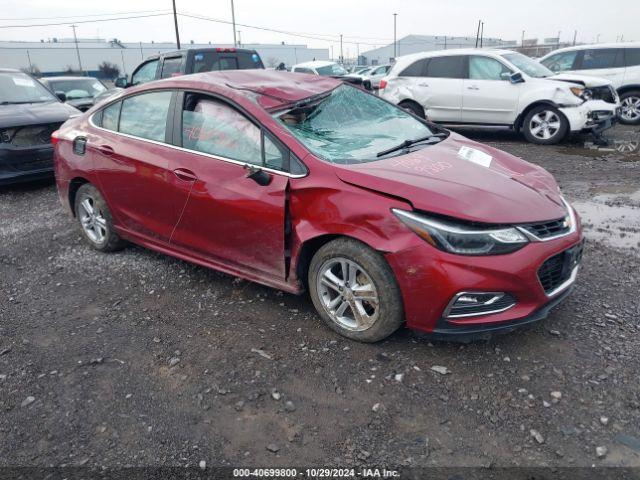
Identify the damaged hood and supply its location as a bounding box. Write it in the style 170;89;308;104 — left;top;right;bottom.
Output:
0;101;79;129
548;73;612;88
332;132;567;224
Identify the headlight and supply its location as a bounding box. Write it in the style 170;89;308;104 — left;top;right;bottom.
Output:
392;209;529;255
569;86;592;100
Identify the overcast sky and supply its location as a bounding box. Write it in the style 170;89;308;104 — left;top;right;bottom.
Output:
0;0;635;53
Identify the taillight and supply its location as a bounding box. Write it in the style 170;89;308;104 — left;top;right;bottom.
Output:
215;47;237;52
51;130;60;145
379;79;387;90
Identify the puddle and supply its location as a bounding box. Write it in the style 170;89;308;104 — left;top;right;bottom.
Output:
573;190;640;250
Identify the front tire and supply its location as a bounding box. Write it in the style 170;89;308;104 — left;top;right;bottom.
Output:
308;238;404;342
522;105;568;145
74;183;126;252
618;90;640;125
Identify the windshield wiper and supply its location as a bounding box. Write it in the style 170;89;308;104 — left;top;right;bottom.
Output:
376;133;447;158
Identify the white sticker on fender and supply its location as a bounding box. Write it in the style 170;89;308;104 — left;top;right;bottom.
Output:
458;146;492;167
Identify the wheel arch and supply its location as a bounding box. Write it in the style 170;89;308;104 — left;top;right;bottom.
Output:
68;176;91;217
616;84;640;96
514;100;567;132
397;98;426;118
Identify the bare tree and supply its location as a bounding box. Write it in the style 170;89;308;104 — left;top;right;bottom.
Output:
21;64;41;77
266;57;279;68
98;61;120;79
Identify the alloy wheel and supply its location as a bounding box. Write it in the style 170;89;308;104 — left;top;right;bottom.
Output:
529;110;561;140
620;96;640;122
316;257;379;332
79;196;107;244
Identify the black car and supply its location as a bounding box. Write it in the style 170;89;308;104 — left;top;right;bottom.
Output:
114;47;265;87
0;69;79;185
40;76;120;112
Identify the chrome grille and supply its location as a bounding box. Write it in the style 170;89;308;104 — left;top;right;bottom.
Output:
520;218;570;240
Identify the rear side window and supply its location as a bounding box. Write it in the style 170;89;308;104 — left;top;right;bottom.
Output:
191;51;263;73
469;56;511;80
541;51;579;72
425;56;465;78
100;101;121;131
119;91;172;142
294;67;314;74
579;49;624;69
400;59;428;77
160;57;182;78
131;59;159;85
625;48;640;67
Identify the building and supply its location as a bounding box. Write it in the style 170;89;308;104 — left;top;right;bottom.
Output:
360;34;517;65
0;38;329;77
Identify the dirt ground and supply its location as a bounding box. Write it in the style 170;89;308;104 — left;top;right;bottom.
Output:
0;124;639;471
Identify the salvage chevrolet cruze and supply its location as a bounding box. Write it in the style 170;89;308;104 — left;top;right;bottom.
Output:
53;70;584;342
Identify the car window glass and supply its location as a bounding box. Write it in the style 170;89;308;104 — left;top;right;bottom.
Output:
182;95;262;165
0;72;56;103
295;68;314;74
541;51;578;72
625;48;640;67
212;56;239;71
131;60;159;85
425;56;464;78
160;57;182;78
581;49;622;69
101;101;121;131
119;91;172;142
469;56;511;80
400;59;427;77
264;133;286;171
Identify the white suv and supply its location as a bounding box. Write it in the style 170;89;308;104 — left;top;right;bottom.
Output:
380;49;619;144
540;43;640;124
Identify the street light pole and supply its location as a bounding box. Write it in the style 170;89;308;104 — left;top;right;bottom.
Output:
70;24;84;75
340;34;343;63
231;0;237;47
393;13;397;59
172;0;181;49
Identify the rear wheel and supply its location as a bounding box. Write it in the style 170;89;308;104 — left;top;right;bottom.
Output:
399;100;425;119
618;90;640;125
74;183;126;252
308;238;404;342
522;105;568;145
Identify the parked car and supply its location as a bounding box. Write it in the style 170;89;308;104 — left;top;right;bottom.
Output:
40;76;119;111
291;61;367;88
539;42;640;124
380;49;619;144
362;64;391;89
0;69;79;185
115;47;265;88
52;70;584;342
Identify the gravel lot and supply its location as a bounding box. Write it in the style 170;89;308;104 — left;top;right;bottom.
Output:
1;125;639;470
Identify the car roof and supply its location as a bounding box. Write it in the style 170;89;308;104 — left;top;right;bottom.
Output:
540;41;640;58
41;76;100;81
293;60;337;69
390;48;516;72
161;47;259;57
0;68;22;73
129;69;341;111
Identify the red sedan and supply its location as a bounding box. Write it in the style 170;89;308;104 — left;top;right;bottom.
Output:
52;70;584;342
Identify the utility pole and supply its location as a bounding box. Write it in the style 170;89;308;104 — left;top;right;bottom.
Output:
573;30;577;46
139;41;144;60
230;0;237;47
172;0;180;49
480;22;484;48
356;43;360;63
521;30;525;46
475;20;481;47
26;50;33;73
70;24;84;75
238;30;242;47
557;30;561;48
393;13;397;58
340;34;343;63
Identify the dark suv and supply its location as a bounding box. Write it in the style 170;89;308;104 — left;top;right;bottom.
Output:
115;48;265;87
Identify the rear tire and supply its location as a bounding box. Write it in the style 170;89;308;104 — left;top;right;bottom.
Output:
522;105;569;145
74;183;126;252
618;90;640;125
399;100;425;119
308;238;404;343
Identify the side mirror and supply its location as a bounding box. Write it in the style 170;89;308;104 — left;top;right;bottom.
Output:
55;91;67;102
244;165;271;186
509;72;524;84
114;77;128;88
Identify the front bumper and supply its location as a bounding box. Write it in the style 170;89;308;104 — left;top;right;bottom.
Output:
385;221;584;338
0;144;55;186
559;99;619;134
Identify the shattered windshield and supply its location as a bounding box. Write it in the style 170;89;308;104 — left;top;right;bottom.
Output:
501;52;554;78
277;85;438;164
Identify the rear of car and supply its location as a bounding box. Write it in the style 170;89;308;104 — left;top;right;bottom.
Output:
540;43;640;124
0;69;78;185
40;76;110;112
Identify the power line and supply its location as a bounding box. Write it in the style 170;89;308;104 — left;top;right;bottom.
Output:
0;9;171;21
0;12;173;29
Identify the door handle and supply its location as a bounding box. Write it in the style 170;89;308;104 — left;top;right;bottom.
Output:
96;144;114;155
467;85;480;91
173;168;197;182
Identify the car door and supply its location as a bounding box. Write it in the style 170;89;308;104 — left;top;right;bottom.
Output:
411;55;464;122
90;90;187;243
540;50;580;74
462;55;520;125
130;58;160;86
623;47;640;85
159;55;184;78
572;48;626;88
166;91;289;279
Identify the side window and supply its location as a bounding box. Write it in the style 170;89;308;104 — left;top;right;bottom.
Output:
295;68;314;74
541;51;578;72
580;49;623;69
625;48;640;67
400;59;427;77
181;94;287;170
100;101;121;131
469;56;511;80
160;57;182;79
425;56;465;78
131;59;159;85
119;91;172;142
212;56;240;71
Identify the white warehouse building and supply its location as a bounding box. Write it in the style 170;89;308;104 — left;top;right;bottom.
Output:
0;38;329;77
